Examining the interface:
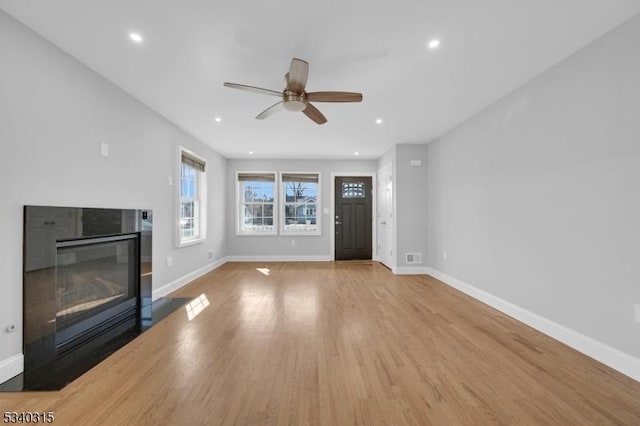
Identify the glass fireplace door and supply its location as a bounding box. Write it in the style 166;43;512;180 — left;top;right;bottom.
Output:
55;234;139;350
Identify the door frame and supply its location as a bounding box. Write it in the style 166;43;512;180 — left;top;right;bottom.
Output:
330;172;377;261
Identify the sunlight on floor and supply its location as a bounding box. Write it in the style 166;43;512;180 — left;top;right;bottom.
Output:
185;293;210;321
256;267;270;276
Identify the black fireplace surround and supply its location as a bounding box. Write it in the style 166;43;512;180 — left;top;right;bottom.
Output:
21;206;153;390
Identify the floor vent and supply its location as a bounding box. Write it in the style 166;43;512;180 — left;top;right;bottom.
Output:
405;253;422;264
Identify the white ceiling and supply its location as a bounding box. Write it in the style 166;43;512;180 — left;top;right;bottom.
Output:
1;1;639;159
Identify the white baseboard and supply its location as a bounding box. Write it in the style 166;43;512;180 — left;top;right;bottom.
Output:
393;265;430;275
0;353;23;384
152;257;228;300
226;255;332;262
425;267;640;383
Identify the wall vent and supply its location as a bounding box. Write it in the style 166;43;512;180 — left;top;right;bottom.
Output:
405;253;422;264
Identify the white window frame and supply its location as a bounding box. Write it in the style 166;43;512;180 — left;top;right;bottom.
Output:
236;171;278;236
280;171;321;236
176;146;207;247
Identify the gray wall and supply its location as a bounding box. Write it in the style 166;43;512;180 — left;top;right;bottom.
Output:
0;11;227;367
226;159;376;257
425;14;640;358
376;144;430;268
395;144;429;268
377;145;396;173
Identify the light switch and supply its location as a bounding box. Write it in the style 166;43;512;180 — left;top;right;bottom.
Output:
100;143;109;157
323;208;330;215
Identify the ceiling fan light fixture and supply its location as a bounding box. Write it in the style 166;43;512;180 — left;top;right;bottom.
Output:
283;100;307;112
283;92;307;112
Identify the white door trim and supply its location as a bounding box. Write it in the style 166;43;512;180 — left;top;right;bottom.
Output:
377;163;394;269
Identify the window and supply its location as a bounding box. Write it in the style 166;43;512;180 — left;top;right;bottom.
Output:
237;172;277;235
281;173;320;235
342;182;365;198
178;148;206;246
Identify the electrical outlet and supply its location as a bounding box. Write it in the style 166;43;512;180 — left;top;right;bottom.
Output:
443;251;448;261
166;256;173;267
208;251;214;260
290;240;296;247
634;304;640;324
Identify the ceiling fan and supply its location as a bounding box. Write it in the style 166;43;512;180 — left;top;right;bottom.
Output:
223;58;363;125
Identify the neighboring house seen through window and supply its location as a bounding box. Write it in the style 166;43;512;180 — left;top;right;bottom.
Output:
282;173;320;235
237;172;277;235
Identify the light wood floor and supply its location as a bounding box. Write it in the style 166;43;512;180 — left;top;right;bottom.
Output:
2;262;640;425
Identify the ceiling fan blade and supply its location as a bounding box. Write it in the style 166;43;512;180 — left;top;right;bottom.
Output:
302;103;327;125
286;58;309;93
306;91;363;102
255;101;284;120
223;82;282;97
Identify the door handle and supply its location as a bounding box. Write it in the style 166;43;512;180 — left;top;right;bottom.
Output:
335;221;342;225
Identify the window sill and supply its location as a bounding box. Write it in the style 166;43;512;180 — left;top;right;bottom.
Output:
235;232;278;237
177;237;205;248
281;231;321;236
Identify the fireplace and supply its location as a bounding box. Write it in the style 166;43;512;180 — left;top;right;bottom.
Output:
55;234;139;352
22;206;153;387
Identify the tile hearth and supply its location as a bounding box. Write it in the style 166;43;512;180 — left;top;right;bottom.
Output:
0;297;190;391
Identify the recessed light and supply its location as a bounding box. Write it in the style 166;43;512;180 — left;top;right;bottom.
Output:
354;152;360;156
129;32;144;43
249;151;254;155
214;117;222;123
375;118;383;125
428;39;440;49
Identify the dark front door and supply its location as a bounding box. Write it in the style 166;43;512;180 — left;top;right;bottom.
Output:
335;176;372;260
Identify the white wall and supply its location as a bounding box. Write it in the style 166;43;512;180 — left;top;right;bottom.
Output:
425;13;640;359
226;159;376;258
0;10;227;380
